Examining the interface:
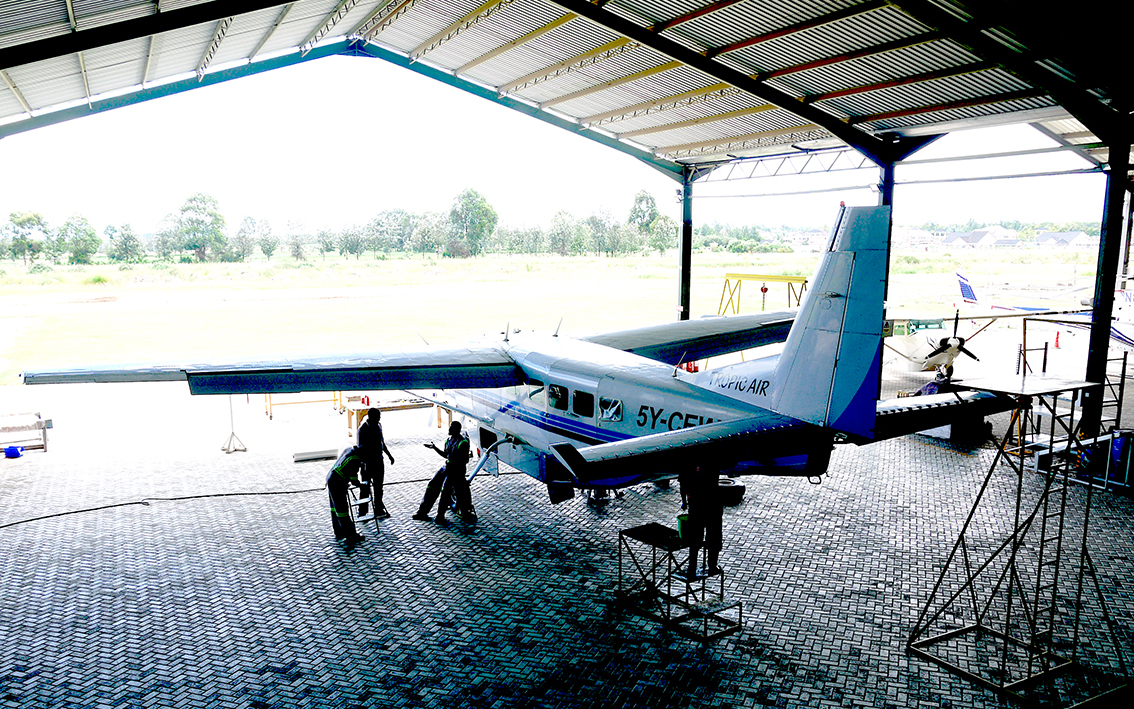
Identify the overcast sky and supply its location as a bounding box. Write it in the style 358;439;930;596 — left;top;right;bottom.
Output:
0;52;1111;237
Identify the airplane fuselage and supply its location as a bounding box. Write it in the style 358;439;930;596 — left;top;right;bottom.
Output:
420;334;808;491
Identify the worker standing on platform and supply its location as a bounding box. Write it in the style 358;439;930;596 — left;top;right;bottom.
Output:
679;468;723;581
357;408;394;518
413;421;475;525
326;446;366;545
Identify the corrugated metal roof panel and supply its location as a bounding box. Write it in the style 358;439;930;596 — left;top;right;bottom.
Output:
463;13;620;89
7;55;85;110
510;44;673;105
861;95;1058;132
423;0;563;70
84;36;149;95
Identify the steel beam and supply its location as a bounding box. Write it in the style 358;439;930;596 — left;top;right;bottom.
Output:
0;0;286;72
300;0;364;56
678;167;693;321
1083;139;1131;431
891;0;1125;144
802;62;995;105
617;104;777;140
0;69;32;115
248;3;295;60
410;0;514;62
705;0;890;59
196;16;234;79
0;40;348;140
539;60;681;110
456;13;575;74
355;0;420;41
847;90;1048;126
498;38;636;94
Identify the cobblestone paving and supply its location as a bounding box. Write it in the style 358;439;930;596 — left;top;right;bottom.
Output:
2;382;1132;708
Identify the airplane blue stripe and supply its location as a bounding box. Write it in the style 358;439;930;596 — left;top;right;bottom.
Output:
464;390;629;445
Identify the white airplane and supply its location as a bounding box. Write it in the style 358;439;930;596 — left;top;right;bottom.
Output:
960;270;1134;353
23;206;1011;500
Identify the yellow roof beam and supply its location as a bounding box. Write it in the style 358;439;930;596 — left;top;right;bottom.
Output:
539;60;681;109
658;124;821;156
498;37;636;94
411;0;515;61
618;103;778;139
456;14;575;75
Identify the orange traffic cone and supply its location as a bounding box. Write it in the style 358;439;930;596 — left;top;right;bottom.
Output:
1055;331;1060;349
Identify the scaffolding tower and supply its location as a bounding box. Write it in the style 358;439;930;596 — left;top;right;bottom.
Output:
907;375;1129;705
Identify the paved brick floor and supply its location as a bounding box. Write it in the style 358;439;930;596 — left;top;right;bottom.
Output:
2;382;1132;708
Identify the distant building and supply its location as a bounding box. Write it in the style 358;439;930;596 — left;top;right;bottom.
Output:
940;225;1019;248
1035;231;1098;248
891;227;938;249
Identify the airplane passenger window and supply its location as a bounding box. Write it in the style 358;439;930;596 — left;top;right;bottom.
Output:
599;397;622;422
573;391;594;418
548;384;568;411
529;380;545;406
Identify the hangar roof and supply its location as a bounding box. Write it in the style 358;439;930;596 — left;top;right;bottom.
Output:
0;1;1129;180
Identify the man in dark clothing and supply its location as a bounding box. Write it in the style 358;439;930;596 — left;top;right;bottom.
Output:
357;408;395;518
326;446;366;544
679;468;723;581
413;421;475;524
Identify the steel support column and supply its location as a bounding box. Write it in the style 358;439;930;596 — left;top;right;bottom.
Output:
1082;141;1131;432
879;161;895;206
678;167;693;321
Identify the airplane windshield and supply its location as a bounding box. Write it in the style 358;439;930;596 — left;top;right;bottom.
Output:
529;380;545;407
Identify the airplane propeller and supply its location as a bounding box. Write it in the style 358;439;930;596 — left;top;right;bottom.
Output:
926;311;979;362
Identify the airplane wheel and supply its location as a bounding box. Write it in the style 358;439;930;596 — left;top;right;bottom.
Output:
718;478;745;506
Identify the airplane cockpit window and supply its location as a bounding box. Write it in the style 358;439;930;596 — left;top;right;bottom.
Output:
572;391;594;418
529;380;545;406
598;397;622;422
548;384;568;411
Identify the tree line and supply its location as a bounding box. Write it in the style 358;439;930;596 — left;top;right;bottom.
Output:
1;189;682;266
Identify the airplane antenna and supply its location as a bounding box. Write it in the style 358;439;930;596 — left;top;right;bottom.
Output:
553;318;564;337
673;351;689;378
503;322;510;343
417;333;430;345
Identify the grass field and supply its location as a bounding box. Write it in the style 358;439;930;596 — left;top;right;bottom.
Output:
0;247;1099;386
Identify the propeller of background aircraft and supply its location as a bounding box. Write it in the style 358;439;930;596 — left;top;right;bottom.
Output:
927;311;980;364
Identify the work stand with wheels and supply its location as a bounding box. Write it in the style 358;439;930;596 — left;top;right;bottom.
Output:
615;522;742;643
908;375;1129;706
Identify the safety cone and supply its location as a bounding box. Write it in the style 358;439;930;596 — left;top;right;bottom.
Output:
1055;331;1060;349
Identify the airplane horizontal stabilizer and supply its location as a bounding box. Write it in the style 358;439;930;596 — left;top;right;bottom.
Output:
549;415;826;487
22;346;524;395
869;390;1015;442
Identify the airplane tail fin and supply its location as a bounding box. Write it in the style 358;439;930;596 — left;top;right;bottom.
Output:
957;271;980;304
767;205;890;440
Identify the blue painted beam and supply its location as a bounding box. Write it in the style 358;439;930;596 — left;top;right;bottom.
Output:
344;41;685;181
0;41;349;140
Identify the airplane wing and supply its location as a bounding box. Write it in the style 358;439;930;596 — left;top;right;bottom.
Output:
580;310;795;365
21;346;524;395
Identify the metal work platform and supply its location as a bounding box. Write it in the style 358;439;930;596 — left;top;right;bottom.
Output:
718;273;808;314
909;375;1130;706
1;382;1131;708
616;522;742;643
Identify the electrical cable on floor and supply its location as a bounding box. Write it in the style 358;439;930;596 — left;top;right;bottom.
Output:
0;470;526;530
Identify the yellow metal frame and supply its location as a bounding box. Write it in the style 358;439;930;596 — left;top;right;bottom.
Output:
263;391;343;420
718;273;808;314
